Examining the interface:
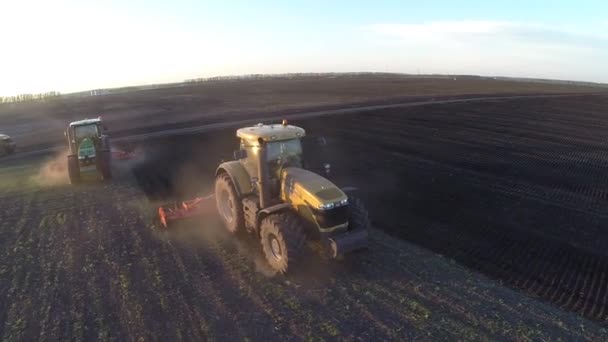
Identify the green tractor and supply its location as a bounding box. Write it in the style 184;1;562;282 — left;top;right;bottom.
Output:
215;120;369;274
65;118;112;184
0;134;16;157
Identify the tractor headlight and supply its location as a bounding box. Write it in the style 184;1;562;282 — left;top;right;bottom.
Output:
318;202;335;210
318;198;348;210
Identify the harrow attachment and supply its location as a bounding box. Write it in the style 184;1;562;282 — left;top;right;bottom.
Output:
112;150;138;160
157;194;216;229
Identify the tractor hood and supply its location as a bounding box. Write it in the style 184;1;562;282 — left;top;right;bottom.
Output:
280;167;347;210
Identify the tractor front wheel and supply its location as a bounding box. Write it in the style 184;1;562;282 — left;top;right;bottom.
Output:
260;212;306;275
348;196;371;254
347;196;370;240
215;173;244;234
67;155;80;184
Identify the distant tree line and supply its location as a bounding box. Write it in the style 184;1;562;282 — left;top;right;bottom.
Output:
5;72;604;104
182;72;608;88
0;91;61;104
183;72;411;83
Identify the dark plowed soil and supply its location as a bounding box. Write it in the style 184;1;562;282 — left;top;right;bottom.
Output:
130;94;608;324
302;94;608;322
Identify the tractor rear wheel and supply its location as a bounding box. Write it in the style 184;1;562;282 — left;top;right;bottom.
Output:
67;155;80;184
260;212;306;274
96;150;112;180
215;173;244;234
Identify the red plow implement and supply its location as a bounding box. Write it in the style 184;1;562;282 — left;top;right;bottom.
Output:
157;194;216;229
112;150;137;160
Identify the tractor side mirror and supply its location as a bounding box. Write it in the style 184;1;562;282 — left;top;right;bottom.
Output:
234;149;248;160
324;163;331;176
302;135;328;149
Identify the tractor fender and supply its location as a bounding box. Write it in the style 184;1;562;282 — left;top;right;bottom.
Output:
258;203;291;219
256;203;292;234
341;186;370;208
216;161;254;197
341;186;359;195
100;135;111;151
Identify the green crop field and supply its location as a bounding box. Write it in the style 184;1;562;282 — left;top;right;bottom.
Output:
0;153;606;341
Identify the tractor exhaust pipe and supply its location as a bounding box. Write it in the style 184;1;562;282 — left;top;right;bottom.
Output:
257;138;270;209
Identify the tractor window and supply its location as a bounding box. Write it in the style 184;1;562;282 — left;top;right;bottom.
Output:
74;124;99;140
267;139;302;162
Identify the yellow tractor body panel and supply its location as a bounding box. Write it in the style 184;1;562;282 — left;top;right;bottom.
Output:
280;167;348;233
216;161;254;196
237;124;305;142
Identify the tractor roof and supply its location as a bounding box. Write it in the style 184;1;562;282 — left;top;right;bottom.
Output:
237;122;305;142
69;118;102;127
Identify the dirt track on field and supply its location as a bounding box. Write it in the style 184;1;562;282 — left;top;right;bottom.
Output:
1;75;603;152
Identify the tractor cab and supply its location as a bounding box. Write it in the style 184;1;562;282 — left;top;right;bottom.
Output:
66;118;109;158
236;121;305;181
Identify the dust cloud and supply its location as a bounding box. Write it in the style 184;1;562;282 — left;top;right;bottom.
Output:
133;132;282;276
157;212;278;277
173;162;212;199
111;144;146;175
31;149;70;187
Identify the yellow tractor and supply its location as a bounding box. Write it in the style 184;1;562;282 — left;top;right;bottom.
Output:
215;120;369;274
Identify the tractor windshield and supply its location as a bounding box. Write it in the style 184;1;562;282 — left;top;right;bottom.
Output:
267;139;302;166
74;124;99;140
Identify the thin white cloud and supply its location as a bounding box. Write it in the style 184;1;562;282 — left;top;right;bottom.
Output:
362;20;608;82
367;21;511;40
365;20;607;47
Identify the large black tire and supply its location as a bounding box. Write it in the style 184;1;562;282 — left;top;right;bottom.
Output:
347;196;370;237
215;173;244;234
67;155;80;184
96;150;112;180
260;212;306;274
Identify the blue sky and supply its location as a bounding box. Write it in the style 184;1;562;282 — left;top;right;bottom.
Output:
1;0;607;96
